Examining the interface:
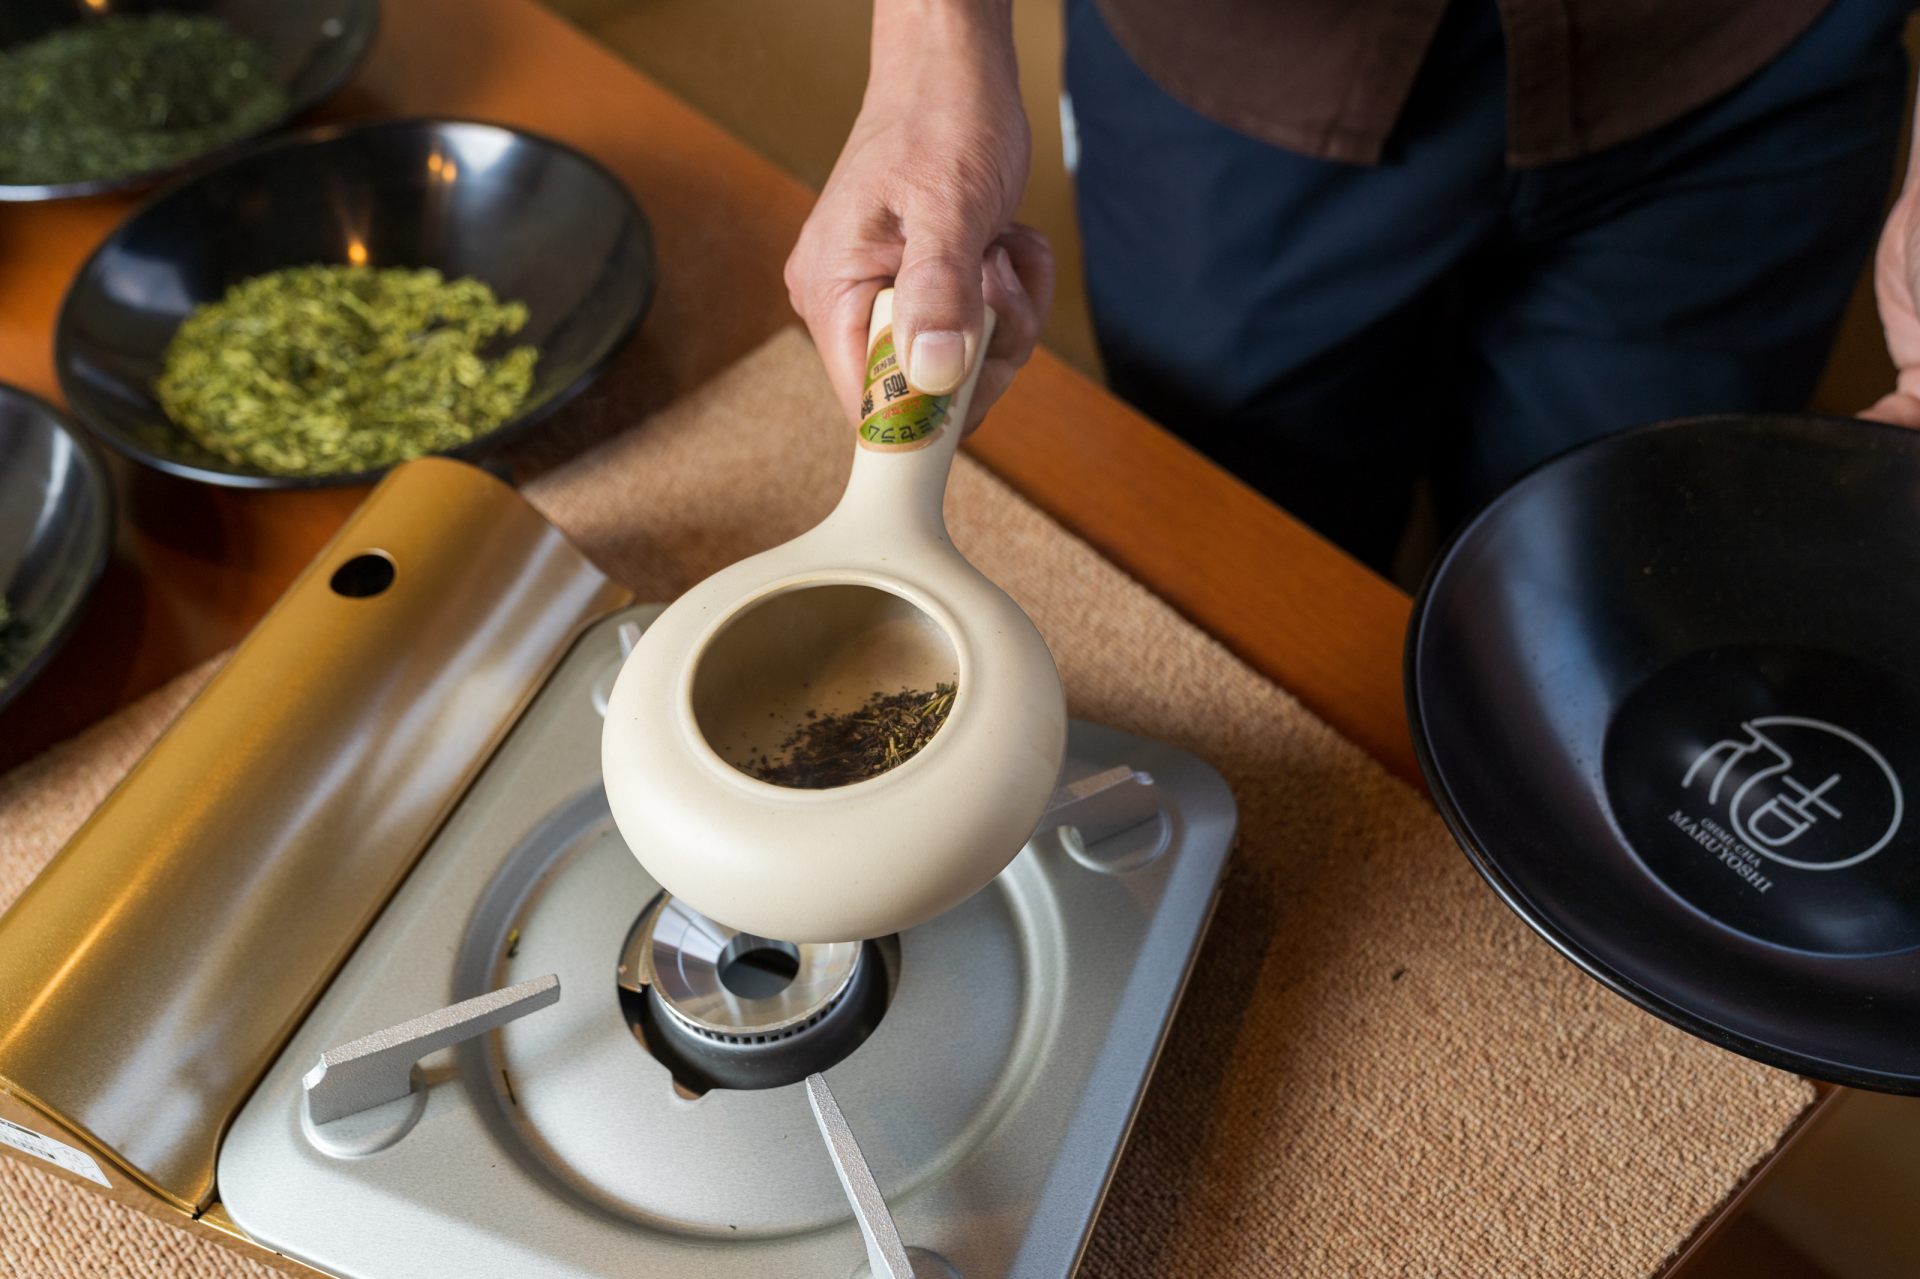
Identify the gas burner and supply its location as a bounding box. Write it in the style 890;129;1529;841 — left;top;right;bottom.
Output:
213;606;1237;1278
618;893;894;1093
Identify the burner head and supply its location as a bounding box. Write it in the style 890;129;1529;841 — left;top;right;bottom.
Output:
618;894;892;1093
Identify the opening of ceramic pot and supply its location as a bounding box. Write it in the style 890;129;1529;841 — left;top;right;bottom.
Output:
689;583;959;787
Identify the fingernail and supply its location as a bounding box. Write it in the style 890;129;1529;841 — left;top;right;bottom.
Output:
910;330;965;394
992;247;1020;294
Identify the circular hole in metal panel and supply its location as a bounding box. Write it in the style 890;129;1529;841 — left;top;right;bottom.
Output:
330;550;395;598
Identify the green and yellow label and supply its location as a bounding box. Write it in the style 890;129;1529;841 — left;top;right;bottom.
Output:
858;325;950;451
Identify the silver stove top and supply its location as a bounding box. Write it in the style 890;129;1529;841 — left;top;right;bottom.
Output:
218;606;1236;1278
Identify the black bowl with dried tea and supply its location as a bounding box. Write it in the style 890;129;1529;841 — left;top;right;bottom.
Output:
155;265;540;477
0;0;378;201
56;118;656;489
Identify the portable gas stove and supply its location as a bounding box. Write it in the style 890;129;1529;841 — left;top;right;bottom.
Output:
0;461;1236;1279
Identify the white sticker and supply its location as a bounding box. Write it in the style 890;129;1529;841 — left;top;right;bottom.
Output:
0;1115;111;1188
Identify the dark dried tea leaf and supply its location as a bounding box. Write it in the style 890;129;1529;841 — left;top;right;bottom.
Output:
155;265;539;477
747;683;956;789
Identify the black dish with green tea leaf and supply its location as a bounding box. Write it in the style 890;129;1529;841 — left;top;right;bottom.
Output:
0;0;378;201
56;118;657;489
156;265;542;478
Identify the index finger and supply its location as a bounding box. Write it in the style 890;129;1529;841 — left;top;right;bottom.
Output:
810;278;889;426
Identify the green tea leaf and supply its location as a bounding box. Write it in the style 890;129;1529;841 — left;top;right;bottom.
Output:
0;15;286;184
155;265;541;477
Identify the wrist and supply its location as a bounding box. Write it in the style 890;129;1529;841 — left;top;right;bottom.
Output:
871;0;1016;81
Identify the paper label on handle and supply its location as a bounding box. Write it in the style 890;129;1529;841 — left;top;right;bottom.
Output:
0;1115;111;1187
858;325;949;451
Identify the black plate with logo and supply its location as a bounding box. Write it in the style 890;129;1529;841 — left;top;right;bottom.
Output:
1408;414;1920;1092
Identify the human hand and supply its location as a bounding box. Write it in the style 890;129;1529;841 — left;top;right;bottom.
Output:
784;0;1053;433
1864;156;1920;426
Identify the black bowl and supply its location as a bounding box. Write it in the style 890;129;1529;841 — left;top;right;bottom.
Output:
0;0;379;201
0;385;114;712
1408;414;1920;1092
56;118;656;488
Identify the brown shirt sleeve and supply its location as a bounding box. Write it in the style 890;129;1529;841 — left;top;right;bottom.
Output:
1089;0;1837;167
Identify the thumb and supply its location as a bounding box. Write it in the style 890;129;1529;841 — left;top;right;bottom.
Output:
892;216;990;396
1861;390;1920;427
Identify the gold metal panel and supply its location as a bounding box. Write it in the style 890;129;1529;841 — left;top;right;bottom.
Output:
0;1088;327;1273
0;458;629;1212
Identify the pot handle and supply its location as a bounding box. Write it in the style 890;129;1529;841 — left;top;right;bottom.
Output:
827;287;997;540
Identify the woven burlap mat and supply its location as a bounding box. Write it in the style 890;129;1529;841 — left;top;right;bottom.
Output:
0;330;1812;1277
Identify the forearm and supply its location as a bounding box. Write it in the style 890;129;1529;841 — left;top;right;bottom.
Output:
787;0;1049;426
869;0;1019;102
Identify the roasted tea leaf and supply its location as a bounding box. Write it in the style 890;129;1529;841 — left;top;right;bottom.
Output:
747;684;957;789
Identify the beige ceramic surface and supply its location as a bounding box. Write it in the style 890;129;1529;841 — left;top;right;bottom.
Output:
602;291;1069;941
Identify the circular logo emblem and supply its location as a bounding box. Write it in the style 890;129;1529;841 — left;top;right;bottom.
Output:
1682;716;1904;871
1603;645;1920;955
